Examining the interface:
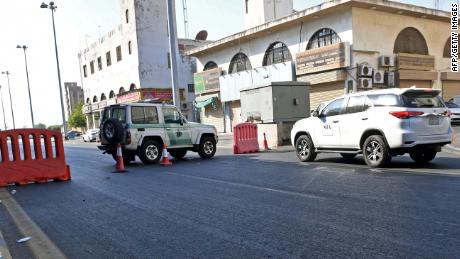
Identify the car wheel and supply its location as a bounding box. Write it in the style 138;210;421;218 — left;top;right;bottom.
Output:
409;149;437;164
169;149;187;159
362;135;391;168
340;153;357;159
198;136;216;159
101;119;124;144
295;135;317;162
139;140;162;164
111;152;135;165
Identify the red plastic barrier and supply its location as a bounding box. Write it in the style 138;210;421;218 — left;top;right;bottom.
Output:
233;123;259;154
0;129;71;187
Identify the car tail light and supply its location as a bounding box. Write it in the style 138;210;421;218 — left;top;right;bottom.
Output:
444;110;451;117
126;131;132;144
389;111;424;119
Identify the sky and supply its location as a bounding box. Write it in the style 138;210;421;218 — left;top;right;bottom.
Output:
0;0;451;129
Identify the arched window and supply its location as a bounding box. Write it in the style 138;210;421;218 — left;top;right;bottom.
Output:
128;41;132;55
393;27;428;55
228;52;252;74
100;93;106;101
203;61;218;71
109;90;115;99
125;9;129;23
86;98;91;104
444;36;451;58
93;96;98;103
119;87;126;94
306;28;341;50
263;41;292;66
129;83;136;91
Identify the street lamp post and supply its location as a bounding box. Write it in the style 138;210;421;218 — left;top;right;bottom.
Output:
0;85;7;130
1;71;15;129
166;0;181;110
41;1;67;134
17;45;35;128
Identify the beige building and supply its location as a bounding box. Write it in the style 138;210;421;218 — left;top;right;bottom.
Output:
187;0;455;133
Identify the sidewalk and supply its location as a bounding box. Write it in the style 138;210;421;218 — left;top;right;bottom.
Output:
445;126;460;154
217;133;294;152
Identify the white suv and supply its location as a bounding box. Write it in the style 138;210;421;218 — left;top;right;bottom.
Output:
291;88;453;167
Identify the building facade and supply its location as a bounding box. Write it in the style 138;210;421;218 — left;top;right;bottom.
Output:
187;0;454;133
79;0;209;129
64;82;84;118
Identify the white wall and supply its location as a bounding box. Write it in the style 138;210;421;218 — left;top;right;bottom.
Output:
244;0;294;30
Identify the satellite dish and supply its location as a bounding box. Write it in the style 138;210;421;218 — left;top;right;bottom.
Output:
195;30;208;41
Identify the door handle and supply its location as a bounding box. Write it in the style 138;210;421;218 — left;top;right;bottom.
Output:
138;128;145;132
166;128;172;130
361;118;368;120
333;120;339;123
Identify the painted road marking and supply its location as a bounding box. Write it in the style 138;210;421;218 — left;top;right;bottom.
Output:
0;189;67;259
0;230;12;259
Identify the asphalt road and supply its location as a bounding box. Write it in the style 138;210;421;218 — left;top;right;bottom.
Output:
1;143;460;258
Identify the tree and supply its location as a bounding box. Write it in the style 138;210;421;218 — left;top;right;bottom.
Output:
68;102;86;129
34;123;47;129
47;125;62;131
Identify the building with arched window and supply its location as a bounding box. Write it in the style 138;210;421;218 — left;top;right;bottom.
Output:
186;0;451;137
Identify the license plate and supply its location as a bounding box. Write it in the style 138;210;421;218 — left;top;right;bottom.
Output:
429;116;440;125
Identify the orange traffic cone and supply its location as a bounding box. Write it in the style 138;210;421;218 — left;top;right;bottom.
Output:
160;144;172;166
114;143;128;173
263;133;270;150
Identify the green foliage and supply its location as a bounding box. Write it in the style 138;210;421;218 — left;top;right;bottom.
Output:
47;125;62;131
34;123;47;129
68;102;86;128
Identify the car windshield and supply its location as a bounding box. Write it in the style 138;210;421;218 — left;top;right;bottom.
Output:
401;91;444;108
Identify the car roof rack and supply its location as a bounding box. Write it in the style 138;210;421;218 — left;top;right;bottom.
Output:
136;98;163;104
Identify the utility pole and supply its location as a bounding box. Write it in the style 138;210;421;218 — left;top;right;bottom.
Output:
1;71;15;129
0;85;7;130
17;45;35;128
182;0;189;38
166;0;181;110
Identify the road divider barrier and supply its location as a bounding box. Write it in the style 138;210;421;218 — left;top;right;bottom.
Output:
0;129;71;187
233;123;259;154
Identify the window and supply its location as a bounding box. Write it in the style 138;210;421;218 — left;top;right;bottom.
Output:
116;46;122;62
100;93;106;101
245;0;249;13
393;27;428;55
131;106;159;124
228;52;252;74
203;61;218;71
128;41;132;55
93;96;98;103
129;84;136;91
97;57;102;71
444;36;451;58
263;41;292;66
90;61;95;74
167;52;171;68
111;108;126;123
125;9;129;23
86;98;91;104
321;98;344;117
83;65;87;77
188;84;194;93
106;51;112;66
345;96;366;114
109;90;115;99
368;94;401;107
163;107;182;124
102;109;110;122
401;92;444;108
306;28;341;50
119;87;126;94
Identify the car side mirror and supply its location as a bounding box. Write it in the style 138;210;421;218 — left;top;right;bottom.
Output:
311;110;319;117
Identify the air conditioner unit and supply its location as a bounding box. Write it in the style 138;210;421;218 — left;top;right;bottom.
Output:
373;70;385;84
379;56;394;67
358;64;373;77
358;78;373;89
385;72;396;87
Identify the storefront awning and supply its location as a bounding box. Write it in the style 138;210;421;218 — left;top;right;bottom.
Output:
195;94;218;108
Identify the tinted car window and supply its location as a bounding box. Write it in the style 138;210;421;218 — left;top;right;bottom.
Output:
163;107;182;124
345;96;366;114
401;91;444;108
111;108;126;122
144;107;159;124
131;106;159;124
131;107;145;124
322;98;344;117
446;102;459;108
368;94;401;107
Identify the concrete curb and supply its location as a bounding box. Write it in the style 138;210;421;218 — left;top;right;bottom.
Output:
0;230;12;259
444;144;460;155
